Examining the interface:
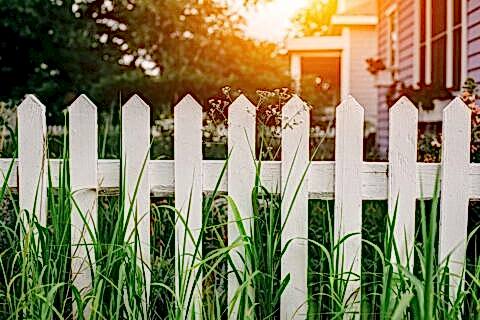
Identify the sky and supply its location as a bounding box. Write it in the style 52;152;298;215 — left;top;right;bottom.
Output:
239;0;308;42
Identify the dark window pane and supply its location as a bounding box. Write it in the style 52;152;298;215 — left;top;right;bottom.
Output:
432;36;447;87
453;28;462;90
421;0;426;42
454;0;462;26
420;45;426;84
432;0;447;36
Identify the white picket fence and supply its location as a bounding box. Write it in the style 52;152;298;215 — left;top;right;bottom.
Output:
2;93;478;319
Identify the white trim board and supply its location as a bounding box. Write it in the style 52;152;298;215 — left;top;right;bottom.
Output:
331;15;378;25
286;36;346;52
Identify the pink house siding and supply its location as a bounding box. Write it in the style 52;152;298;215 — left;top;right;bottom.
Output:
468;0;480;81
397;0;415;84
377;0;415;157
378;0;480;157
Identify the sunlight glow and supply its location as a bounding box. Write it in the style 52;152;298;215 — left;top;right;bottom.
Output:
242;0;308;42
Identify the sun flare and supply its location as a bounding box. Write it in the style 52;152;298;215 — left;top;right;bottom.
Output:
243;0;308;41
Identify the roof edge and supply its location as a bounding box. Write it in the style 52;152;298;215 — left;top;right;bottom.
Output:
331;15;378;26
285;36;346;52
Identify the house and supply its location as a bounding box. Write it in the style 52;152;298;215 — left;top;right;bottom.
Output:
375;0;480;155
285;0;379;127
287;0;480;157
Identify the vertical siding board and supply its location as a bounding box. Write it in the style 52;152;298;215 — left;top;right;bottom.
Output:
377;0;416;156
281;95;310;320
388;97;418;268
122;95;151;305
227;95;256;317
18;95;47;228
398;0;415;84
174;94;203;317
439;98;471;300
69;95;98;318
348;27;378;126
467;0;480;78
334;96;364;313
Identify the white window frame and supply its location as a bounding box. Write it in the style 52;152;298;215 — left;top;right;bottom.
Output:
414;0;467;88
385;4;399;74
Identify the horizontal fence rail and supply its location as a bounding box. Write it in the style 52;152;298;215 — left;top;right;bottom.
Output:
2;159;480;199
3;93;476;319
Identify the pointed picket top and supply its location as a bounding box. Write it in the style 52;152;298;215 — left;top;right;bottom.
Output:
284;94;305;106
283;94;307;113
123;94;150;111
175;94;202;115
69;94;96;113
443;96;471;117
18;94;46;114
228;94;255;118
336;95;363;114
390;96;418;114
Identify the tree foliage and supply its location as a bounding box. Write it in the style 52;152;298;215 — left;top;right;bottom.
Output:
289;0;338;37
0;0;289;122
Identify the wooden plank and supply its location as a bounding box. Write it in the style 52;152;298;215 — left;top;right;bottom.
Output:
174;94;203;317
227;94;256;317
334;96;363;314
4;160;480;200
280;95;310;320
439;98;471;300
17;95;47;229
69;95;98;318
122;95;151;305
388;97;418;268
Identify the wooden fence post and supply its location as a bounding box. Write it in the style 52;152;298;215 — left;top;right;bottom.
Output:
334;96;363;315
388;97;418;269
439;97;471;301
122;94;151;308
18;95;47;229
281;95;309;320
174;94;203;317
69;95;98;318
227;94;256;318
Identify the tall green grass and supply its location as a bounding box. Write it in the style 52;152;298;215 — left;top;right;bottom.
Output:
0;126;479;319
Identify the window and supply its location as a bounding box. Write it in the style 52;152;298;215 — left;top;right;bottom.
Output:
386;5;399;73
419;0;464;90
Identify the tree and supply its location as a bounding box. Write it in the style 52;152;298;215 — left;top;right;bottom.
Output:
0;0;139;121
289;0;338;37
0;0;289;122
98;0;290;114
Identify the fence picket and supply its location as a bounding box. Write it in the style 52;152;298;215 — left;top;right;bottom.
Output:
122;95;151;304
227;94;256;317
439;97;471;300
18;95;47;228
69;95;98;318
334;96;363;313
7;92;480;318
281;95;309;320
174;94;203;317
388;97;418;268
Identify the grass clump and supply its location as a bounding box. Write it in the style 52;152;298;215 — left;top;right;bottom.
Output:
0;115;479;319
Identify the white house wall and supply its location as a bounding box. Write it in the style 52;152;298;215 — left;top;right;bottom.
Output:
349;26;379;127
